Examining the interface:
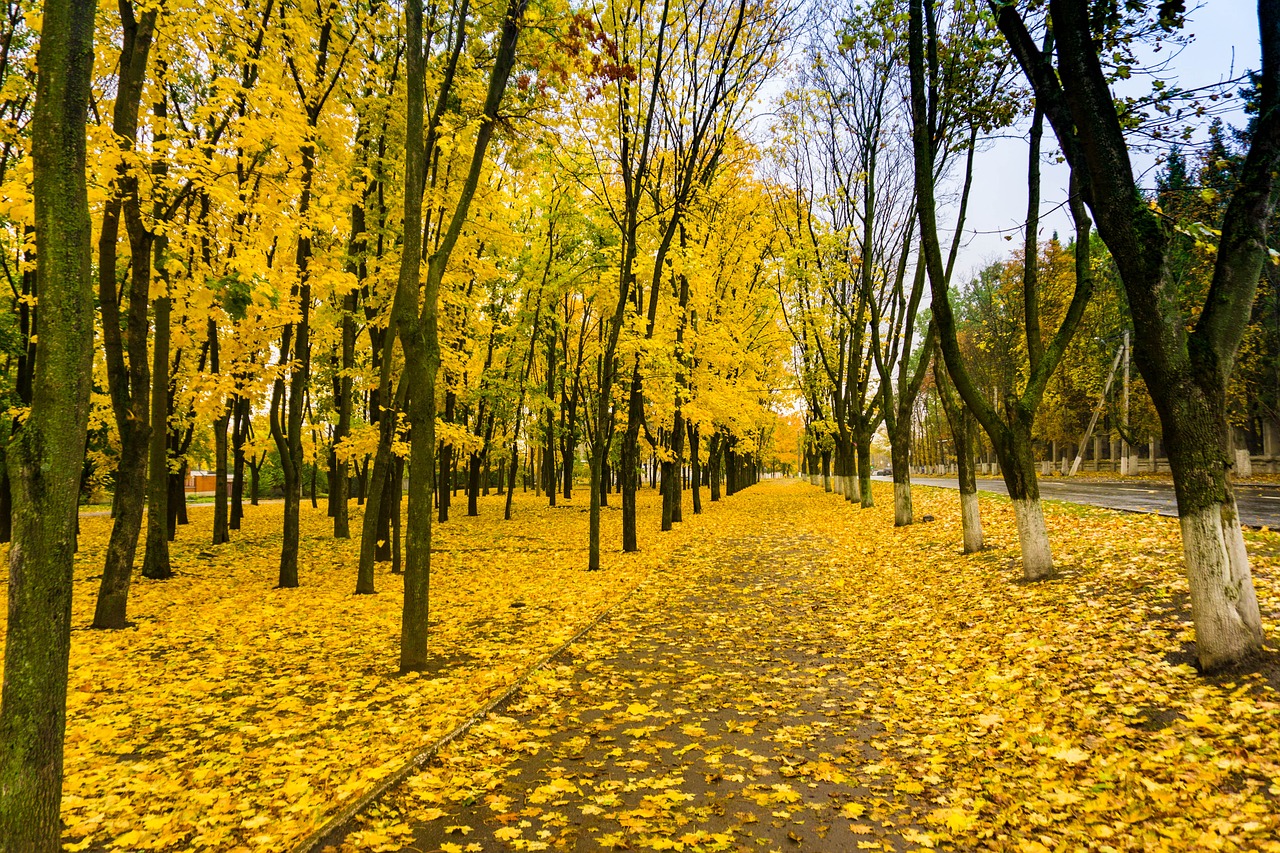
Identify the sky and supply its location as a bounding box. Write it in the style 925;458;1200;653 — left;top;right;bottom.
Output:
954;0;1262;279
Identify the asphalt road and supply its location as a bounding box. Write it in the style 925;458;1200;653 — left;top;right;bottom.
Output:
890;475;1280;529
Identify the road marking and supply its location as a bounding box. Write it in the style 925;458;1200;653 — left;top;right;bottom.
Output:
1257;495;1280;501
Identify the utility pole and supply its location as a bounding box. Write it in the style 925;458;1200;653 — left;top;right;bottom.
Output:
1069;339;1125;475
1121;329;1130;476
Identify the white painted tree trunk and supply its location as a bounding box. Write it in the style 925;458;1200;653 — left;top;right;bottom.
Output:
834;474;844;496
1012;497;1053;579
1179;500;1264;671
893;481;912;526
823;471;831;492
960;491;983;553
846;475;860;503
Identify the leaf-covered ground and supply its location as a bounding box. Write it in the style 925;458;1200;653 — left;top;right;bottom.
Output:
0;489;712;851
327;480;1280;853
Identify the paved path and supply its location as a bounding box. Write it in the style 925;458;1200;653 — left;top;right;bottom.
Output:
896;476;1280;529
324;484;928;852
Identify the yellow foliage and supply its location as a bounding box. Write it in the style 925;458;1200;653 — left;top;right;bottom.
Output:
0;490;691;850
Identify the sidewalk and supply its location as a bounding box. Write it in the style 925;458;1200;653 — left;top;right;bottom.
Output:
324;481;1280;852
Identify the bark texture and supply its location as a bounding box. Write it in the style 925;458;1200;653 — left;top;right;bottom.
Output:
0;0;97;843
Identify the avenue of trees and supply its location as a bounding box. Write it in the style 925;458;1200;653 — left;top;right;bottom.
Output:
2;0;1279;846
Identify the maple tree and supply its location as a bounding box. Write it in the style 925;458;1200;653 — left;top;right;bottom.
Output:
0;0;96;845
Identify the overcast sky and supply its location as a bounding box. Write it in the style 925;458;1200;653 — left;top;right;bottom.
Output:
954;0;1261;279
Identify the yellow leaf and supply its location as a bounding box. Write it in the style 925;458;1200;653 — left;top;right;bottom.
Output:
1048;746;1091;764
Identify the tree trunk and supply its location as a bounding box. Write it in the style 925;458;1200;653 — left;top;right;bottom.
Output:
93;422;146;627
213;413;229;544
356;454;389;592
587;438;604;570
0;0;96;841
937;364;982;553
275;393;301;590
141;291;171;580
709;433;721;502
230;395;247;529
561;429;574;499
0;463;9;543
91;0;157;629
671;411;684;524
828;447;838;495
438;390;454;522
1162;385;1264;670
331;256;357;539
391;456;404;575
1000;422;1052;580
210;320;229;545
467;450;482;516
621;365;642;551
890;421;914;527
840;435;860;504
356;371;402;593
396;0;433;667
544;437;556;507
660;454;674;531
393;0;526;668
688;423;701;514
171;459;187;532
310;455;319;508
272;138;317;587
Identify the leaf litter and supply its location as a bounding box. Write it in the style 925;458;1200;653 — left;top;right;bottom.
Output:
0;491;696;851
326;480;1279;853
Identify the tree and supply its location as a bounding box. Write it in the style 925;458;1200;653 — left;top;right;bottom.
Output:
770;79;881;509
91;0;159;627
574;0;672;570
0;0;96;843
934;357;983;550
992;0;1280;670
269;0;364;589
911;0;1091;579
392;0;528;671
